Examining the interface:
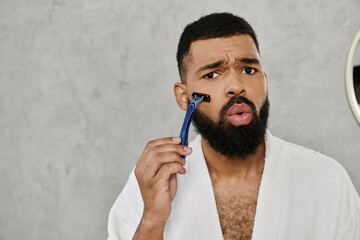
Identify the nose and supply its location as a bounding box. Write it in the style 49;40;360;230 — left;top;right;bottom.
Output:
225;71;246;97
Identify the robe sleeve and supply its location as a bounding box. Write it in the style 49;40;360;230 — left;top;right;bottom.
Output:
107;169;144;240
335;172;360;240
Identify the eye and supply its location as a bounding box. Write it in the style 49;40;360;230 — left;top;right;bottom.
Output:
242;67;256;75
203;72;220;79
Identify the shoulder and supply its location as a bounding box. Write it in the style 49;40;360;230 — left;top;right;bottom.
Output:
269;133;349;183
267;132;359;204
269;133;360;237
107;169;143;240
111;169;143;214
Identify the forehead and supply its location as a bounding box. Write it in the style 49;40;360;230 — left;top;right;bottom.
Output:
187;35;260;69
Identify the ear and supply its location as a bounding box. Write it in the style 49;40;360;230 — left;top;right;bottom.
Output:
174;82;188;111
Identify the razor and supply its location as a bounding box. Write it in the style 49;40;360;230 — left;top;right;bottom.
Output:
179;92;211;149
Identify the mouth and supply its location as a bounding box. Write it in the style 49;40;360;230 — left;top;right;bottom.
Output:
226;103;253;126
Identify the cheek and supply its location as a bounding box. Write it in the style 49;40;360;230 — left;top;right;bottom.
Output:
187;81;224;121
249;80;267;111
197;95;224;122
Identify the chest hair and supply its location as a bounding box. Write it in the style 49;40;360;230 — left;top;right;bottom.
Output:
214;192;258;240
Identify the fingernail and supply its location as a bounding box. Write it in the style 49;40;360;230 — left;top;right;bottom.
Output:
172;137;181;142
184;146;192;152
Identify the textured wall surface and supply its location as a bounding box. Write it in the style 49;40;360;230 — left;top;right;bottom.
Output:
1;0;360;239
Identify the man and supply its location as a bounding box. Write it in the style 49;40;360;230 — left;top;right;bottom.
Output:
108;13;360;240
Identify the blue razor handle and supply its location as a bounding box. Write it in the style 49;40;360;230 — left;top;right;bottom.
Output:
179;96;204;147
179;93;211;150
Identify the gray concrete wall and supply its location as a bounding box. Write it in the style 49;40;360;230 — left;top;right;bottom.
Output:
1;0;360;239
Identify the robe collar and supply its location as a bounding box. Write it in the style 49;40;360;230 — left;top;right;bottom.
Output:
186;131;285;239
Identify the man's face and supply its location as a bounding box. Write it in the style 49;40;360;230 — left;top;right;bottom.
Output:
182;35;269;158
184;34;267;124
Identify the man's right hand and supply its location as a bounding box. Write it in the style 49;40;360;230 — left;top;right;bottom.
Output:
133;137;192;239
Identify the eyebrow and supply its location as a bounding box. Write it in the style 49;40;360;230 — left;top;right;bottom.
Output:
237;57;260;64
196;58;260;73
197;60;225;73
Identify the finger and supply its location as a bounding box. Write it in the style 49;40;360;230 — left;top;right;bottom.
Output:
145;151;186;178
135;140;190;182
154;162;186;183
141;144;191;180
143;143;192;168
139;142;192;170
137;137;182;167
146;143;192;163
169;174;177;200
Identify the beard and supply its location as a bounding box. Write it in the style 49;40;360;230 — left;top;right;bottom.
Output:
192;95;270;159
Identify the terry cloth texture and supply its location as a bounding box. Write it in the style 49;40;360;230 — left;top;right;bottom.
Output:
107;132;360;240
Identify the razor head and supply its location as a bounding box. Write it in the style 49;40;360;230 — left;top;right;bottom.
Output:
192;92;211;102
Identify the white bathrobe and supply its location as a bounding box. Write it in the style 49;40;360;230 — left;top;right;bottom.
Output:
107;132;360;240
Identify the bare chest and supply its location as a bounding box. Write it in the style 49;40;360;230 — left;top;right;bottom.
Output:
214;191;258;240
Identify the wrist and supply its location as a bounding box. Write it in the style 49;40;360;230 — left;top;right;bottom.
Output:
141;212;167;230
133;214;166;240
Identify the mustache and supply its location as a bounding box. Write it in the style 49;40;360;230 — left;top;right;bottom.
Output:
219;95;257;119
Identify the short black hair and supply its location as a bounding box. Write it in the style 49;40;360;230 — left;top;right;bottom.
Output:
176;12;260;82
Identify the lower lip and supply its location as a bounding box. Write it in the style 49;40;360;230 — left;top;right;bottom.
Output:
227;112;253;126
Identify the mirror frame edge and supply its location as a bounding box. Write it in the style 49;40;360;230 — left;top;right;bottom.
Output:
345;29;360;125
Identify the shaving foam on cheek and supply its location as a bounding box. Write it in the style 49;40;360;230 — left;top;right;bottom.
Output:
179;93;211;153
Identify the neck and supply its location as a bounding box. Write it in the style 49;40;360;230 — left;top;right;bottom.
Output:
201;137;265;181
